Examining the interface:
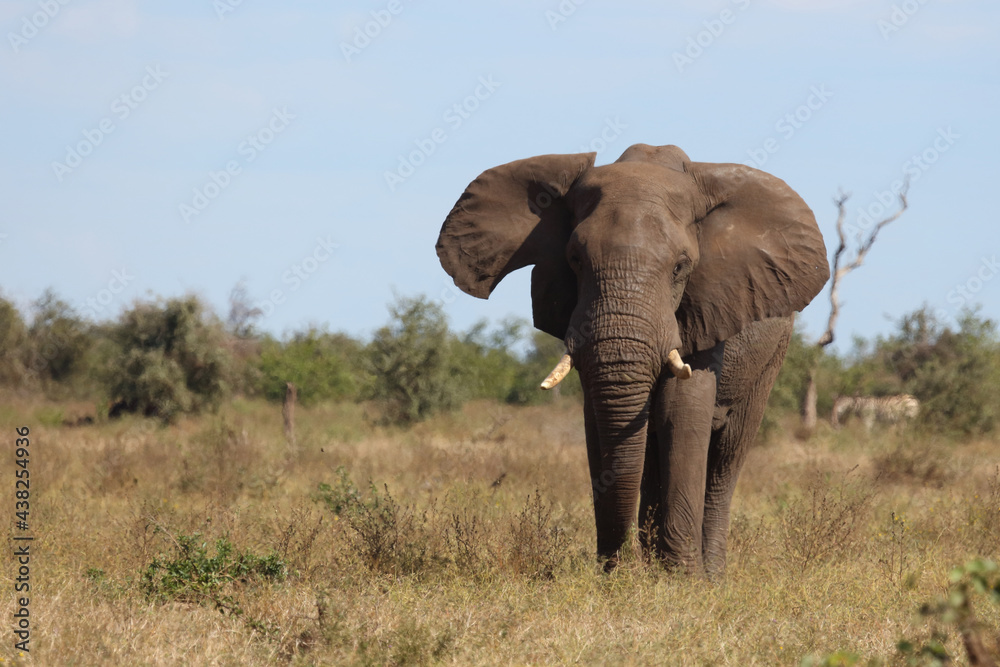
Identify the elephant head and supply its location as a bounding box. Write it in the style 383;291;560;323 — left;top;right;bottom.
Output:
436;144;828;571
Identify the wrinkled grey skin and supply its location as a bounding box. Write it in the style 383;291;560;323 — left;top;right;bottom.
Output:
436;144;828;576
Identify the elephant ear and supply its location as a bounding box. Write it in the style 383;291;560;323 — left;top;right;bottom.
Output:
436;152;595;339
678;162;829;354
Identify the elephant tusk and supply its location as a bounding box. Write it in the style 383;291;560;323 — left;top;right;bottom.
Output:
667;349;692;380
540;354;573;390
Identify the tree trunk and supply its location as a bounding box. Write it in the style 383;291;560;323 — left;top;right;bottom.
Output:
283;382;297;452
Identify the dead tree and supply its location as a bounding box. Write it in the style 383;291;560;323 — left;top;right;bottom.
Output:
801;184;908;433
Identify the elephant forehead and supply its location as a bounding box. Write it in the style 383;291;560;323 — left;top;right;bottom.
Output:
572;207;699;264
576;165;692;223
581;162;691;196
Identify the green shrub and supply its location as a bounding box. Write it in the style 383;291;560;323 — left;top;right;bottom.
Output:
142;533;286;603
762;326;840;438
141;531;286;637
768;328;819;417
798;651;863;667
0;295;30;386
315;467;438;575
27;289;94;387
780;305;1000;437
907;311;1000;435
506;329;582;404
105;296;232;421
894;558;1000;666
850;307;1000;436
452;317;526;402
255;329;362;405
451;318;581;405
365;295;467;424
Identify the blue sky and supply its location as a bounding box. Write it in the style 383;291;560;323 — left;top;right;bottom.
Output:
1;0;997;353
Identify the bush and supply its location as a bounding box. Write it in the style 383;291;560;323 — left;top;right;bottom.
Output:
894;558;1000;666
851;307;1000;436
779;469;875;570
255;330;362;405
452;318;581;405
141;531;286;638
366;295;467;424
0;295;30;387
105;296;232;421
773;305;1000;437
315;469;569;580
452;317;527;402
506;329;581;404
142;533;286;603
27;289;95;391
315;468;439;576
907;311;1000;435
365;296;582;423
768;328;817;418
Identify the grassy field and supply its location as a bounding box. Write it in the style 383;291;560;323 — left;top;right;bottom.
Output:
1;394;998;666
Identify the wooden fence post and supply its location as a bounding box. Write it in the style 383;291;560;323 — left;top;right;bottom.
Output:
283;382;297;451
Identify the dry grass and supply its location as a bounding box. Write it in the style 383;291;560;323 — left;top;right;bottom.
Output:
1;394;999;665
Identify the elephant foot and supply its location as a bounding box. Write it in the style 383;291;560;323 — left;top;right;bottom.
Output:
703;554;727;582
601;553;620;573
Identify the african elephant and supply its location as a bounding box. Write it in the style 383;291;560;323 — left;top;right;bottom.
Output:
436;144;829;576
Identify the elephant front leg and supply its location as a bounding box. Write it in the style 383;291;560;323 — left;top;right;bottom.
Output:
650;357;719;571
702;317;793;577
639;426;664;560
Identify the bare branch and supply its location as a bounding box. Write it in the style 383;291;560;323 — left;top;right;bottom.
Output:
816;181;909;348
816;190;851;347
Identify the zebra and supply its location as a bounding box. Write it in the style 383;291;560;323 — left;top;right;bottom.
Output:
831;394;920;430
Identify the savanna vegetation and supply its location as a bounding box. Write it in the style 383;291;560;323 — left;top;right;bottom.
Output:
1;287;998;665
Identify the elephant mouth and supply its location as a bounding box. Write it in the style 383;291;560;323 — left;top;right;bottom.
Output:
540;348;692;390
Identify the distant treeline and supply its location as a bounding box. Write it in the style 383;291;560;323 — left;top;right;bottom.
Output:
2;288;998;435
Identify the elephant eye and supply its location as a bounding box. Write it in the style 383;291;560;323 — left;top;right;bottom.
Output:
567;244;583;270
673;256;692;280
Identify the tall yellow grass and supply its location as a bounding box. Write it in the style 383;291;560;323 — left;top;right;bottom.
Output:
1;394;997;665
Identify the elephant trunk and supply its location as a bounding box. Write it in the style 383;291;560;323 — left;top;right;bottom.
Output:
579;337;658;564
567;270;682;566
